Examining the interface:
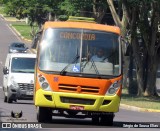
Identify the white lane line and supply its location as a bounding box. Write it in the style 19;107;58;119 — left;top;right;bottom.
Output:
0;14;5;21
6;24;21;41
0;86;2;89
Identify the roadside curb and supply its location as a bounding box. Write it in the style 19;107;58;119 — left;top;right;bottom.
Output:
0;14;25;22
120;103;160;113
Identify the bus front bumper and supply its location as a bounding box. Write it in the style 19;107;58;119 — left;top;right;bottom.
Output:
34;89;121;113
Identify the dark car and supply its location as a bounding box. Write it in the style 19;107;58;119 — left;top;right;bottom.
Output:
9;42;28;53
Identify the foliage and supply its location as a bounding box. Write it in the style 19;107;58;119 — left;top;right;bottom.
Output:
59;0;93;16
12;22;36;40
2;0;109;25
58;15;68;21
2;0;63;36
59;0;108;22
107;0;160;96
121;88;160;110
1;0;159;97
123;0;160;96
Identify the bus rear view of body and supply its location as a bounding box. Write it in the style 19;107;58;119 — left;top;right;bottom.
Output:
33;17;122;126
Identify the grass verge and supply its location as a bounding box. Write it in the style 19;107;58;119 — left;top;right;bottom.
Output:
0;6;5;15
0;7;35;40
121;88;160;110
12;23;33;40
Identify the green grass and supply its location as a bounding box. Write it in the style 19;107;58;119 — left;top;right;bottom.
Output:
0;6;5;15
0;6;34;40
5;16;23;21
0;6;23;21
121;88;160;110
12;23;33;40
12;22;38;40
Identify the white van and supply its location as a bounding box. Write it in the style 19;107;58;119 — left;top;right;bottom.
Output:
3;53;36;103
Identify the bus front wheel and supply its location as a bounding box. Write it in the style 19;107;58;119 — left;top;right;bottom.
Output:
100;113;114;126
92;116;99;125
37;107;52;123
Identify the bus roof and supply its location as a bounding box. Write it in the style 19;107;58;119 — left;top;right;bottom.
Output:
43;21;120;35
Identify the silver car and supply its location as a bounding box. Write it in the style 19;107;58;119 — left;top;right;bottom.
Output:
9;42;28;53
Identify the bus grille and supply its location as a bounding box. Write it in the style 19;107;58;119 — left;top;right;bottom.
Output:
60;97;95;105
59;84;99;94
18;83;34;91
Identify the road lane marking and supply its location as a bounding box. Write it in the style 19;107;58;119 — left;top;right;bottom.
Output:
6;24;21;41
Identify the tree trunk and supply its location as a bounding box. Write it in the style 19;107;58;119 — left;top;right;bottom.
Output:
136;67;144;96
48;12;52;21
106;0;130;89
107;0;122;28
93;0;106;23
128;46;138;95
144;54;159;96
132;36;144;96
123;56;130;88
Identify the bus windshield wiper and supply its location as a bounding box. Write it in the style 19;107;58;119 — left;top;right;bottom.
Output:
60;55;80;75
90;58;101;78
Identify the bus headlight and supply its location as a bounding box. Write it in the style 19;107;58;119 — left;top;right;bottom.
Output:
38;74;51;91
39;77;45;83
106;80;121;95
42;82;49;89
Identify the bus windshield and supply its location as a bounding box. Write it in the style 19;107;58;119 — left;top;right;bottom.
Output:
39;28;121;77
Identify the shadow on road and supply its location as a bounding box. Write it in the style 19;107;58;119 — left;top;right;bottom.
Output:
0;108;11;122
11;100;34;105
40;118;112;128
38;118;160;128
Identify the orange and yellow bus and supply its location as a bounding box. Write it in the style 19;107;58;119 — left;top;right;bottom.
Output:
33;17;122;126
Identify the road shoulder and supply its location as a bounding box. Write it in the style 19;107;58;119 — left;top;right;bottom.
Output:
120;104;160;113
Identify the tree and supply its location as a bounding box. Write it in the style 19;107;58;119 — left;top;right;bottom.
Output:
107;0;160;96
134;0;160;96
106;0;130;92
2;0;159;96
59;0;108;23
3;0;62;36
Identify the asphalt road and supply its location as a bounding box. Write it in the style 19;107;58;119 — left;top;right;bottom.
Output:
0;16;160;130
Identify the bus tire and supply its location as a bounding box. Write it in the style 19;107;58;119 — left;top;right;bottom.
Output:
92;116;99;125
37;107;52;123
4;93;7;102
6;88;13;103
100;113;114;126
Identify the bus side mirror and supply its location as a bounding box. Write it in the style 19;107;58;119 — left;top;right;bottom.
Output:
3;67;9;74
124;42;131;56
31;31;42;49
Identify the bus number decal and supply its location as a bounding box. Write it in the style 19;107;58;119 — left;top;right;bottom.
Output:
60;32;96;40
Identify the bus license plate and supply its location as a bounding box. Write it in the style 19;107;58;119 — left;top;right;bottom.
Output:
70;105;84;110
